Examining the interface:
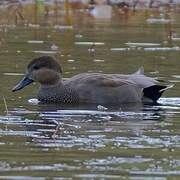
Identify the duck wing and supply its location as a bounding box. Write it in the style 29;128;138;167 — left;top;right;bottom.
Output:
65;74;142;104
66;73;137;88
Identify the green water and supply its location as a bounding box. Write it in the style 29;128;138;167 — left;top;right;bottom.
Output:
0;8;180;179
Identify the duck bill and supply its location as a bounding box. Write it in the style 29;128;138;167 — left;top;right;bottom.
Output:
12;74;34;92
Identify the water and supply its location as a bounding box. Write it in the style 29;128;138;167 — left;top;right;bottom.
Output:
0;5;180;179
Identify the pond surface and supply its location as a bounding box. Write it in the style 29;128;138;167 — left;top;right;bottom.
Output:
0;8;180;179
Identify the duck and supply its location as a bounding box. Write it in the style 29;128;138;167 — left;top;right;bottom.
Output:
12;56;170;104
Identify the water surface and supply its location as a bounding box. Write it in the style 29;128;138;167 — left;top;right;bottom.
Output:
0;6;180;179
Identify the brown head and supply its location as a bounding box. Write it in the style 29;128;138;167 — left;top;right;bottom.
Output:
12;56;63;92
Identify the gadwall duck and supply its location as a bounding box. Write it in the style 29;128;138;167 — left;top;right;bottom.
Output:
12;56;170;104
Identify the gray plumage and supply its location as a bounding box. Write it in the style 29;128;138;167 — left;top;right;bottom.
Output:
12;56;171;104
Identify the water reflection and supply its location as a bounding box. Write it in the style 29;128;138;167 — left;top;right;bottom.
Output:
0;98;180;178
2;100;176;149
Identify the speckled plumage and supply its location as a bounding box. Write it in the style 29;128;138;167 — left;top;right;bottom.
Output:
38;83;79;103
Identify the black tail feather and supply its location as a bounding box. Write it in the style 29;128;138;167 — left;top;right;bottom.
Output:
143;85;167;103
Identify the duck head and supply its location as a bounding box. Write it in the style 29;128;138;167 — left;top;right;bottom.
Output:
12;56;62;92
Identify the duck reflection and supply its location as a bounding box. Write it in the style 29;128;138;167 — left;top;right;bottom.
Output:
10;102;167;148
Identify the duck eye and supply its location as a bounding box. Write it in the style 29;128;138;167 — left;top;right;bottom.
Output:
33;66;39;70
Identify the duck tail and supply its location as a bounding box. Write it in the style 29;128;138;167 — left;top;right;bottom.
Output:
134;67;144;75
143;84;173;103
